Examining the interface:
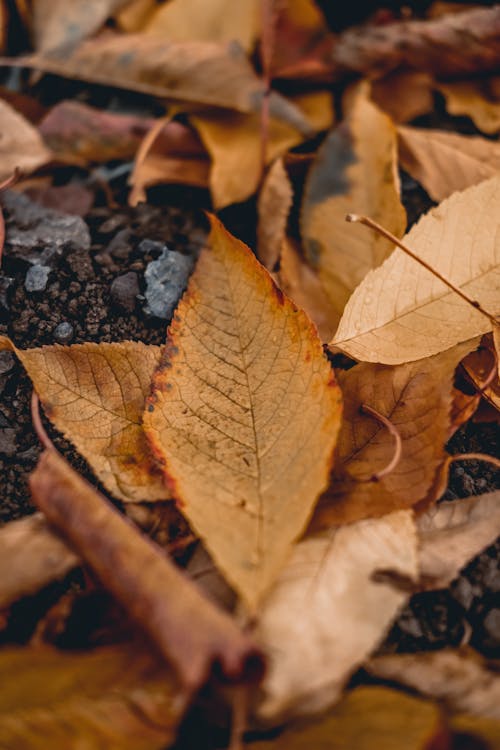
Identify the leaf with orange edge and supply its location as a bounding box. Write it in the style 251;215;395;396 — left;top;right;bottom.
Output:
143;216;342;612
0;337;166;503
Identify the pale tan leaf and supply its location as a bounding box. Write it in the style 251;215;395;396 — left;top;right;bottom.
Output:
0;98;51;180
143;216;342;612
256;158;293;270
0;337;166;503
368;649;500;720
254;511;417;721
31;0;130;52
301;85;406;330
437;78;500;134
371;71;434;124
417;491;500;588
0;643;186;748
331;175;500;364
253;686;444;750
191;91;333;208
0;513;78;609
398;125;500;201
462;336;500;412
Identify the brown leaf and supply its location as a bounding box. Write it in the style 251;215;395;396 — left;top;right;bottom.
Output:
331;175;500;364
312;343;476;528
437;78;500;134
0;337;167;503
371;71;434;124
0;98;51;180
462;337;500;412
300;84;406;331
30;448;265;693
417;490;500;589
143;216;342;612
254;512;417;721
256;158;293;271
0;513;78;609
398;125;500;202
451;714;500;749
0;642;186;748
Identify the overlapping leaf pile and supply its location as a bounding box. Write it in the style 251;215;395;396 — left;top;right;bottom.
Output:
0;1;499;749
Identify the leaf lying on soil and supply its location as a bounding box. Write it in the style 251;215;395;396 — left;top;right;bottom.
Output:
331;175;500;364
254;511;417;721
398;125;500;202
0;513;78;609
0;642;186;749
143;216;342;612
437;78;500;135
0;98;51;180
300;84;405;330
0;337;166;504
461;337;500;412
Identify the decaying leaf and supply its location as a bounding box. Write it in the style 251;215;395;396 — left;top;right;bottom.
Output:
257;158;293;271
0;513;78;609
368;649;500;720
0;643;186;748
0;98;51;180
0;337;166;503
313;343;474;528
398;125;500;202
254;511;417;721
417;491;500;589
301;85;405;329
31;0;130;52
253;686;445;749
437;78;500;134
143;216;342;612
30;448;265;692
331;175;500;364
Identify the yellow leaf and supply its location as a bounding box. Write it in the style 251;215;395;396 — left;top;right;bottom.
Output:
398;125;500;202
256;158;293;271
0;98;51;180
143;216;342;611
437;78;500;135
0;337;166;503
300;84;406;331
0;644;185;748
331;175;500;364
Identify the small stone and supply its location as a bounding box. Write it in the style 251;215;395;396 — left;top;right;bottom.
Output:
25;264;50;292
65;249;94;281
53;321;74;344
0;428;17;456
137;239;165;258
143;248;194;320
0;351;15;374
107;228;132;259
0;276;13;312
110;272;140;313
483;608;500;642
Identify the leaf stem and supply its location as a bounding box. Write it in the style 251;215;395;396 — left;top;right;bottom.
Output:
30;390;54;451
359;404;402;481
346;213;499;329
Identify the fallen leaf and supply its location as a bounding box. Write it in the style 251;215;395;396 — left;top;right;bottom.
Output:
301;85;406;330
448;380;481;438
143;216;342;612
451;714;500;749
31;0;130;52
0;337;167;503
398;125;500;202
114;0;156;32
254;511;417;721
417;491;500;589
368;649;500;720
0;642;186;748
0;513;78;609
253;686;445;749
462;337;500;412
30;448;265;692
311;343;474;528
371;71;434;124
256;158;293;271
331;175;500;364
0;98;51;180
437;78;500;134
191;91;333;208
129;153;210;203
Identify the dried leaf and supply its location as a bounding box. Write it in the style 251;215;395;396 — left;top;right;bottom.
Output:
301;85;405;330
371;71;434;124
368;649;500;720
0;643;186;748
398;125;500;202
462;337;500;412
417;491;500;589
191;91;333;208
331;175;500;364
0;337;167;503
437;78;500;134
256;158;293;271
31;0;130;52
451;714;500;749
0;513;78;609
253;686;445;749
143;216;342;612
0;98;51;180
30;448;265;692
254;511;417;721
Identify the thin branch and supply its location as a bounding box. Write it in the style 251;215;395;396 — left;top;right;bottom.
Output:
30;390;54;451
229;685;249;750
259;0;279;177
346;213;499;328
450;452;500;470
359;404;402;481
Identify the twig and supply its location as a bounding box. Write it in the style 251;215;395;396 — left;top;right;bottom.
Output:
359;404;402;481
259;0;278;177
229;685;249;750
346;214;499;329
449;452;500;470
